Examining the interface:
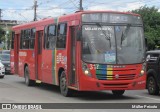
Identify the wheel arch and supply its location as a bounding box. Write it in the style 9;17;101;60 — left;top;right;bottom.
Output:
58;67;65;85
24;63;28;77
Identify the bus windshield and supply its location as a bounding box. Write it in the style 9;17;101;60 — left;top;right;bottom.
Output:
82;24;145;64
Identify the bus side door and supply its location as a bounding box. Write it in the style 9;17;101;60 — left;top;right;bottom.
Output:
35;30;43;81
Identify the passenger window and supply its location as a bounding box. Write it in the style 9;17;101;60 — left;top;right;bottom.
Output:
22;30;30;49
45;25;57;49
56;23;67;48
44;26;48;49
20;29;35;49
48;25;56;49
29;28;36;49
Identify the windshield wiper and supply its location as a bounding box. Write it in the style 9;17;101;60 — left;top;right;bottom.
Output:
86;37;102;53
96;23;111;48
120;24;131;46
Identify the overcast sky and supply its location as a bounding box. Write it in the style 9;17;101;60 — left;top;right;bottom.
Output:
0;0;160;21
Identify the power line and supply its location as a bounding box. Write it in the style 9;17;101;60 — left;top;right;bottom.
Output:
2;7;76;10
1;0;160;21
85;0;159;7
69;0;79;9
4;10;30;21
49;0;72;10
38;0;52;6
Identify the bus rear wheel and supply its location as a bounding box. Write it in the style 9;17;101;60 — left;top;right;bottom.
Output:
147;76;159;95
60;71;72;97
24;66;35;86
112;90;125;96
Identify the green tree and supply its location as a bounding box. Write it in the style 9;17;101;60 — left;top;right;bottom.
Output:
0;26;5;43
7;30;12;50
132;6;160;50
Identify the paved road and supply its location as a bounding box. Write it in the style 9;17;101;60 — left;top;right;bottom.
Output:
0;75;159;112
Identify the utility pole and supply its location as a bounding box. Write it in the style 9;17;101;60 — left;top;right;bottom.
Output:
79;0;83;11
0;9;1;20
33;0;38;21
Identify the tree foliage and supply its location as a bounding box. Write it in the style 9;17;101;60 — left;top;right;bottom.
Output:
0;27;5;43
0;27;12;49
132;6;160;50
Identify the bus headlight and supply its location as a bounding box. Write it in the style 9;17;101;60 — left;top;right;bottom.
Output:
139;63;146;77
82;63;92;77
84;70;89;75
139;70;145;76
84;70;92;77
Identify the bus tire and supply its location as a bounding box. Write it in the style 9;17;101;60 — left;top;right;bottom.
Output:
24;66;35;86
112;90;125;96
147;76;159;95
60;71;72;97
0;76;4;78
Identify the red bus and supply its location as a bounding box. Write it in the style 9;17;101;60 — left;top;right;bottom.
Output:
11;11;146;96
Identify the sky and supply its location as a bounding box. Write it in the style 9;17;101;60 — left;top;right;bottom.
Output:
0;0;160;22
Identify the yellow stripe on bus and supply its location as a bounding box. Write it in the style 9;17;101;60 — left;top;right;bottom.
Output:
55;17;59;85
107;68;113;80
54;49;58;85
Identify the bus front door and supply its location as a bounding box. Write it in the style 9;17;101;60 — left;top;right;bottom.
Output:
69;26;78;88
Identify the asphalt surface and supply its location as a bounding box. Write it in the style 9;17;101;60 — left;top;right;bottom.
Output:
0;74;159;112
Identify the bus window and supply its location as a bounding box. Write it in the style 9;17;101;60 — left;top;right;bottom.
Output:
56;23;67;48
29;28;36;49
44;26;48;49
48;25;56;49
45;25;56;49
21;29;31;49
20;30;23;49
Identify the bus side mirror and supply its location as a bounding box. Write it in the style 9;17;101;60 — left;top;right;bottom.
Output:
76;30;82;41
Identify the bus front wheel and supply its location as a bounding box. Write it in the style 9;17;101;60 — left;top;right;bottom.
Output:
112;90;125;96
24;66;35;86
60;71;72;97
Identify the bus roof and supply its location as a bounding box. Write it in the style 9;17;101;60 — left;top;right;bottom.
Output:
12;10;140;31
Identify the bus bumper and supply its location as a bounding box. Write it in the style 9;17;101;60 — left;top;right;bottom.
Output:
79;75;146;91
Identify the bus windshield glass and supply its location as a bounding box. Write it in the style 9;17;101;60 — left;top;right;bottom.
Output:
82;13;145;64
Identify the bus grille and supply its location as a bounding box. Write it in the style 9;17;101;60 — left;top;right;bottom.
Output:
96;74;136;80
